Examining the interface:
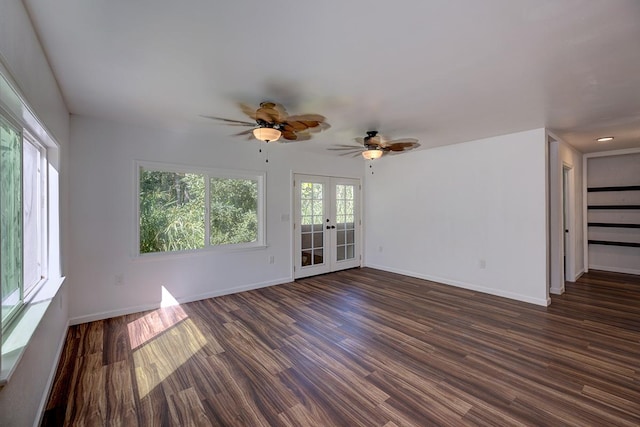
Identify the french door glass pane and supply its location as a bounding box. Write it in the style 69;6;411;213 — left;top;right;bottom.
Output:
335;184;356;262
301;182;324;266
1;119;23;324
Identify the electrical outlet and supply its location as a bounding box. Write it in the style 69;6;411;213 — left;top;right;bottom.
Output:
479;259;486;269
269;255;275;264
115;274;124;286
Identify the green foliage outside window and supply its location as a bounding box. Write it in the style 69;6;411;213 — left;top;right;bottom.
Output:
210;178;257;245
1;119;23;323
139;167;259;254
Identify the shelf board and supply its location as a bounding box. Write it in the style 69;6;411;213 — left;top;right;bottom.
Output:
588;223;640;229
587;185;640;192
588;240;640;248
587;205;640;210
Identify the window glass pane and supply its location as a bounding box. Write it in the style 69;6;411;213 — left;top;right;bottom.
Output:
23;139;41;292
312;200;323;217
1;120;23;324
210;178;258;246
347;229;355;244
301;182;313;199
313;232;323;248
345;185;354;199
346;244;355;260
301;199;312;218
301;250;312;266
313;248;323;264
312;183;322;200
139;169;205;253
301;233;312;250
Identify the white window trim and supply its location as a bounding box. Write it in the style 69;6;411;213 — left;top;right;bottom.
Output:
134;160;266;258
0;61;64;386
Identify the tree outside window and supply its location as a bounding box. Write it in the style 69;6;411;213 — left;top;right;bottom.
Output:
138;164;263;254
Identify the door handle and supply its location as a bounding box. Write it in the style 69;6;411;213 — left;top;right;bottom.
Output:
326;225;336;229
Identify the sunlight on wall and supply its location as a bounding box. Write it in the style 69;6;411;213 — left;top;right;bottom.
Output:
161;285;180;307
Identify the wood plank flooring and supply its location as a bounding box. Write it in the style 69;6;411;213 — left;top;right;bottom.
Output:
42;268;640;426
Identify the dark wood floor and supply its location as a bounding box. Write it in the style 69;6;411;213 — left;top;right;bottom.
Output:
42;268;640;426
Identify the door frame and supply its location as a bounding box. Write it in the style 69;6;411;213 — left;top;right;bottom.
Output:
562;163;576;282
291;172;362;279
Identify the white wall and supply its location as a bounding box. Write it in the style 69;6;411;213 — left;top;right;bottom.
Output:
0;1;70;426
586;151;640;275
68;115;362;322
364;128;549;306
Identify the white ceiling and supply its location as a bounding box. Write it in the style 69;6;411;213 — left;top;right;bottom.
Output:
23;0;640;153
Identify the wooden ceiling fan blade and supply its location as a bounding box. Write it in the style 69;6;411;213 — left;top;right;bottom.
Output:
306;122;331;134
257;106;285;123
281;130;298;140
201;115;255;126
238;102;258;120
284;120;309;131
387;142;421;152
287;113;326;123
255;102;288;122
381;137;419;146
330;144;363;149
339;152;361;157
232;128;255;136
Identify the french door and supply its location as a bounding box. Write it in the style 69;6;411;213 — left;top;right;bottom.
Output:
294;174;361;279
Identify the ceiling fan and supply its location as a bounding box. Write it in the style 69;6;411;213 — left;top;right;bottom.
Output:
329;131;420;159
203;101;330;142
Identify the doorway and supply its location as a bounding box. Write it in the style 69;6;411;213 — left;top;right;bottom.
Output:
562;164;575;282
293;174;361;279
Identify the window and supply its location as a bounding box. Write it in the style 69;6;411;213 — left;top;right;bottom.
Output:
0;66;62;384
1;117;47;330
137;162;264;255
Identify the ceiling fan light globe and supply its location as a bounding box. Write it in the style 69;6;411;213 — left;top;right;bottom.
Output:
362;149;383;160
253;127;281;142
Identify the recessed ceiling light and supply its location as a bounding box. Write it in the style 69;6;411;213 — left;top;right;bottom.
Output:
596;136;614;143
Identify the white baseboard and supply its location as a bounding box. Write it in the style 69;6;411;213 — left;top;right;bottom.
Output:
550;286;564;295
573;268;585;282
365;263;550;306
69;275;293;325
588;265;640;276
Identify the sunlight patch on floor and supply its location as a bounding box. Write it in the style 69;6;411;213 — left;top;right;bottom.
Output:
133;317;207;398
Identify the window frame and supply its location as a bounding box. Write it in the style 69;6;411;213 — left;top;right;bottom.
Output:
22;132;48;298
134;160;266;257
0;115;49;334
0;62;63;386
